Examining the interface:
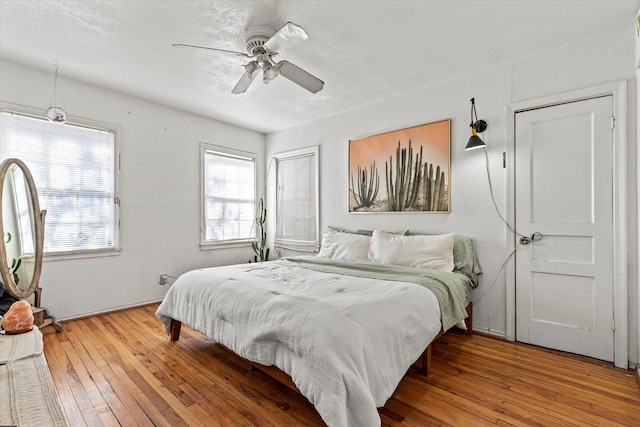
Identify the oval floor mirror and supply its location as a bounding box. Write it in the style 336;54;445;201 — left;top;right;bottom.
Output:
0;158;61;332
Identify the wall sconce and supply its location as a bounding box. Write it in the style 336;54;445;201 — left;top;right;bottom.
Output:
46;62;67;124
465;97;487;150
465;96;543;306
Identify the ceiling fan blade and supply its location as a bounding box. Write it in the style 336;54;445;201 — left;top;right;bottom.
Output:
172;43;251;59
264;22;309;54
277;60;324;93
231;65;259;94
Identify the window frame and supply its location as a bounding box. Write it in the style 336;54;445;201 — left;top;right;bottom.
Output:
0;103;121;260
200;142;257;249
273;145;319;252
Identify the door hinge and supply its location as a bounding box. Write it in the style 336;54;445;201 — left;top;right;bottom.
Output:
611;115;615;130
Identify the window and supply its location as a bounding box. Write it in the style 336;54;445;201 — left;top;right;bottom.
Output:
0;109;118;255
274;146;319;251
201;143;256;246
13;170;35;255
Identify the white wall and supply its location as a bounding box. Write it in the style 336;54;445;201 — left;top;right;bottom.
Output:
1;26;636;365
266;26;639;364
0;59;266;320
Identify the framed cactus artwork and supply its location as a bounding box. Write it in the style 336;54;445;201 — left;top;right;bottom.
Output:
348;119;450;213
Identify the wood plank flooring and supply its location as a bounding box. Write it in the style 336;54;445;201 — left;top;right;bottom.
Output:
42;303;640;426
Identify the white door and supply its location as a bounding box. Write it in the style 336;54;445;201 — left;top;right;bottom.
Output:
515;95;614;362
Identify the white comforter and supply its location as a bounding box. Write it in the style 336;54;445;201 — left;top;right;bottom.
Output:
156;260;441;427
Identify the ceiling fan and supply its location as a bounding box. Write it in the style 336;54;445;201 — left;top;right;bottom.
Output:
174;22;324;95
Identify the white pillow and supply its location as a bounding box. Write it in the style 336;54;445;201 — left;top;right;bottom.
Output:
368;230;455;271
317;229;371;261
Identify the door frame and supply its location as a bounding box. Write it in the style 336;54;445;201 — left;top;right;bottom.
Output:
505;81;628;369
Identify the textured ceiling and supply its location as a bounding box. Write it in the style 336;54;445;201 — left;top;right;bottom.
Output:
0;0;638;133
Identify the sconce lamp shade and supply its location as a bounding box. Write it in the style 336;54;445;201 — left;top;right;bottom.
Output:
466;128;486;150
466;98;487;150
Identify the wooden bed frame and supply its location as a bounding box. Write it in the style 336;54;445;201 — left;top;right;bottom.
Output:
167;302;473;385
419;302;473;375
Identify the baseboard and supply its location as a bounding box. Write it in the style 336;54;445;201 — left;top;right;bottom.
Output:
56;299;163;322
471;326;506;339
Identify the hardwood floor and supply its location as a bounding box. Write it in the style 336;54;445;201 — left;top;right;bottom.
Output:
42;303;640;427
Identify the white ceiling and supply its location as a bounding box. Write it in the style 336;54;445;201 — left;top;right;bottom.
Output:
0;0;638;133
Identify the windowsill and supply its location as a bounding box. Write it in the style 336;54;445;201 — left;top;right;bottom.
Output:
200;240;254;251
44;248;121;262
275;243;319;253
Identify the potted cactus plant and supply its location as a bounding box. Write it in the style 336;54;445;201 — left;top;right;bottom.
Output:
250;197;270;262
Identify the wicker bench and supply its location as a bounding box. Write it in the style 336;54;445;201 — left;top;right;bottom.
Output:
0;327;68;427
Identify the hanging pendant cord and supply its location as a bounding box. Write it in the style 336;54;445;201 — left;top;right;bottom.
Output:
49;61;66;110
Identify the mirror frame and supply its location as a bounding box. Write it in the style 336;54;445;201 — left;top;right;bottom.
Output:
0;158;45;301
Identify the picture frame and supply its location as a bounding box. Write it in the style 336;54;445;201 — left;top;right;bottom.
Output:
348;119;450;213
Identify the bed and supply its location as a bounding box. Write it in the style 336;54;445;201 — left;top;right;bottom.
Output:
156;230;481;427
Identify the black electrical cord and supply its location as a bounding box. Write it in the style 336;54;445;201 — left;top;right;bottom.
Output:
473;146;542;305
483;147;526;239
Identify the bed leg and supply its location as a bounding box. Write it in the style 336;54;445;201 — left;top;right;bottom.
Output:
465;303;473;335
170;319;182;341
421;344;432;376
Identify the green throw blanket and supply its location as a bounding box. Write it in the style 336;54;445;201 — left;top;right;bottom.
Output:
278;256;473;331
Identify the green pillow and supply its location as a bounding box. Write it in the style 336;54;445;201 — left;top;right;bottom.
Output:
452;235;482;288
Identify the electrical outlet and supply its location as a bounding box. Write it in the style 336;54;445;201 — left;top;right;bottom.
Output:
159;274;168;286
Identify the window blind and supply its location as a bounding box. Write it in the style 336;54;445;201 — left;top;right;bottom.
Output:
202;148;256;243
0;111;117;253
275;147;318;250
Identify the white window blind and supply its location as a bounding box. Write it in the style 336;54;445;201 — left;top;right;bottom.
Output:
202;145;256;245
0;111;117;254
275;146;318;251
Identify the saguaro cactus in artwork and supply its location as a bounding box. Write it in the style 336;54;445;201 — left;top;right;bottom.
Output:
423;162;447;211
385;140;423;211
436;167;446;211
350;162;380;208
250;197;270;262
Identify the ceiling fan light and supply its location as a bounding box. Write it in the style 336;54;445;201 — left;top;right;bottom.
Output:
244;61;259;77
262;62;280;82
